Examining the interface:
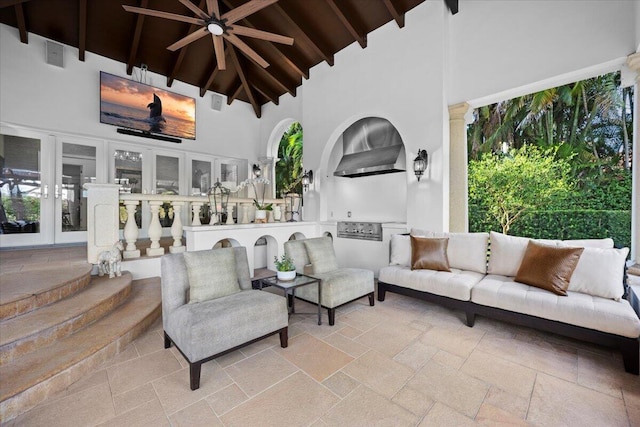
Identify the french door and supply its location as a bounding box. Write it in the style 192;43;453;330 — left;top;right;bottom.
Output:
0;125;106;247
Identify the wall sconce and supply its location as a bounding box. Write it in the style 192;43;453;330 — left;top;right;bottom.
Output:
301;170;314;191
252;163;262;178
413;149;428;181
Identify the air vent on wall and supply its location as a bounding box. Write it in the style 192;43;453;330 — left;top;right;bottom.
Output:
45;40;64;68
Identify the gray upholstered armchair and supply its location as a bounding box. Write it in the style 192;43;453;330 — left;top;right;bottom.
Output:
284;236;375;325
161;246;288;390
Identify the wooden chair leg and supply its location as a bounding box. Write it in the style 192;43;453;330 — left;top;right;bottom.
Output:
279;327;288;348
328;308;336;326
189;362;202;390
368;292;375;306
164;331;172;349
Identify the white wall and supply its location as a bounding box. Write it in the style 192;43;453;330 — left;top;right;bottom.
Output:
0;24;261;161
450;0;636;104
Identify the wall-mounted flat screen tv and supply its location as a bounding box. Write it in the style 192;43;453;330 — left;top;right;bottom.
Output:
100;71;196;140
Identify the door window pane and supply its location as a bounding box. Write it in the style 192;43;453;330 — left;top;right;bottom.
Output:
191;159;211;195
114;149;142;228
0;135;41;234
156;155;179;194
62;143;96;232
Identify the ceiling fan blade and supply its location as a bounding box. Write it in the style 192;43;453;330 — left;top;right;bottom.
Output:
231;25;293;45
167;27;210;51
178;0;209;20
223;33;269;68
206;0;220;19
122;5;205;26
213;33;226;70
222;0;278;25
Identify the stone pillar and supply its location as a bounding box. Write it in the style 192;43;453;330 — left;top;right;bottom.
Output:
191;202;203;226
169;202;185;254
627;52;640;265
449;102;471;233
84;184;120;264
147;200;165;257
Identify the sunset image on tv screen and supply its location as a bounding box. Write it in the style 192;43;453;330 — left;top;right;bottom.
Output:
100;72;196;139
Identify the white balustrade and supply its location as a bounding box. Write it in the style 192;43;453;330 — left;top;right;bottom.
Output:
169;202;185;253
191;202;203;226
147;200;165;257
122;200;140;259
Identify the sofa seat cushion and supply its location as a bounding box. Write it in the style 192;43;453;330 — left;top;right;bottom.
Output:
294;268;374;308
471;275;640;338
378;265;485;301
166;290;288;362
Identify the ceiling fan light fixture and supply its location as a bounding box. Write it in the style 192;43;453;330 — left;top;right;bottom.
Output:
207;20;224;35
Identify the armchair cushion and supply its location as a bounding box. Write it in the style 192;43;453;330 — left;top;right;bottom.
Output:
183;248;240;303
303;237;339;274
293;268;374;308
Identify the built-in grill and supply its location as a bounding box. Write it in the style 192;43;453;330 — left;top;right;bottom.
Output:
337;221;383;241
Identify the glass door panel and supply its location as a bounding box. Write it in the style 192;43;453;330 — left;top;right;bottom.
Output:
0;128;54;246
153;151;184;230
54;138;105;244
114;147;144;230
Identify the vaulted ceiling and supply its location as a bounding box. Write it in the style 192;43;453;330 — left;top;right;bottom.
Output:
0;0;459;118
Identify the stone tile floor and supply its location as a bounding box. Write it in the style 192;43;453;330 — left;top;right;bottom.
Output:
4;288;640;427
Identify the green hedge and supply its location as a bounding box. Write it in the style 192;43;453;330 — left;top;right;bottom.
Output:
469;205;631;249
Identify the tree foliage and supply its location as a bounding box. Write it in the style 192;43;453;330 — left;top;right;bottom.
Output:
275;122;303;197
469;146;574;234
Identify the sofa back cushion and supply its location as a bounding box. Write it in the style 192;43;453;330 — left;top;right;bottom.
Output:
487;232;560;277
410;229;489;274
304;237;339;274
514;241;584;296
183;248;241;303
411;236;451;271
562;238;614;249
567;246;629;300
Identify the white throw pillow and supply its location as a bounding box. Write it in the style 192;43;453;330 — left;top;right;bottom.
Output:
568;247;629;300
390;234;411;267
562;238;614;249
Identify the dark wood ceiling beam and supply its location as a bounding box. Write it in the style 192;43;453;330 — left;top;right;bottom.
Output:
126;0;148;75
221;0;308;80
14;2;27;43
78;0;87;61
229;46;261;118
325;0;366;49
251;82;278;105
0;0;29;8
167;0;206;86
382;0;404;28
272;4;334;67
200;65;220;97
227;78;243;105
445;0;459;15
252;62;295;97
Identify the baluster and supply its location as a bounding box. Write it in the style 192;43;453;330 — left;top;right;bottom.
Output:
278;203;288;222
240;202;252;224
191;202;203;226
122;200;140;259
147;200;165;256
226;204;235;225
169;202;185;253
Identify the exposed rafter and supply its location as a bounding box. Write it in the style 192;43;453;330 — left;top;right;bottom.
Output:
0;0;30;8
126;0;148;75
251;81;278;105
167;0;206;87
227;78;243;105
445;0;459;15
326;0;366;49
199;50;225;97
272;3;334;67
78;0;86;61
13;2;27;43
383;0;404;28
228;46;260;118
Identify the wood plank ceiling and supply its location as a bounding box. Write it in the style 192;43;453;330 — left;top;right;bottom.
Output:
0;0;459;118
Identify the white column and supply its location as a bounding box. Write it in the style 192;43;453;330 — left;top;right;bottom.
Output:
169;202;185;254
627;53;640;265
122;200;140;259
278;203;288;222
84;184;120;264
449;102;471;233
226;204;235;224
147;200;165;257
191;202;203;226
240;203;252;224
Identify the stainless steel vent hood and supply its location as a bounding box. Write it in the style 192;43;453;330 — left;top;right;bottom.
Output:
333;117;406;178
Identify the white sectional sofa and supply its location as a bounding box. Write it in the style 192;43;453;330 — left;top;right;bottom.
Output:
377;230;640;374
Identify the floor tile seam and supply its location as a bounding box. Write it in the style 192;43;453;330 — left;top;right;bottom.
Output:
574;353;627;400
107;355;184;398
229;368;300;402
98;344;142;372
204;383;247;418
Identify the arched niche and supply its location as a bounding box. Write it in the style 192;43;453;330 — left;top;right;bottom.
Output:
253;235;278;271
212;238;240;248
323;231;333;240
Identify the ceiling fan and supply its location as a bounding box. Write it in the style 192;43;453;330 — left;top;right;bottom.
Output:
123;0;293;70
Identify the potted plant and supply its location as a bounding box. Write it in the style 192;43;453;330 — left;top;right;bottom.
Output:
274;254;296;281
253;199;273;223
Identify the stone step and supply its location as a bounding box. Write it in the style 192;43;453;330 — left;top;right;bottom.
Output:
0;273;133;366
0;264;93;321
0;278;161;423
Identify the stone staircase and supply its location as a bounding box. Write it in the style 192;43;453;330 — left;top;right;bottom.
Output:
0;254;161;423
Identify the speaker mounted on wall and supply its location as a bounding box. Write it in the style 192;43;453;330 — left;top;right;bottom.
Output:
211;93;224;112
45;40;64;68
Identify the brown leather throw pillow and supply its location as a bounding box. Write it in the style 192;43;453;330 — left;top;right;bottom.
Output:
514;241;584;296
410;236;451;272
